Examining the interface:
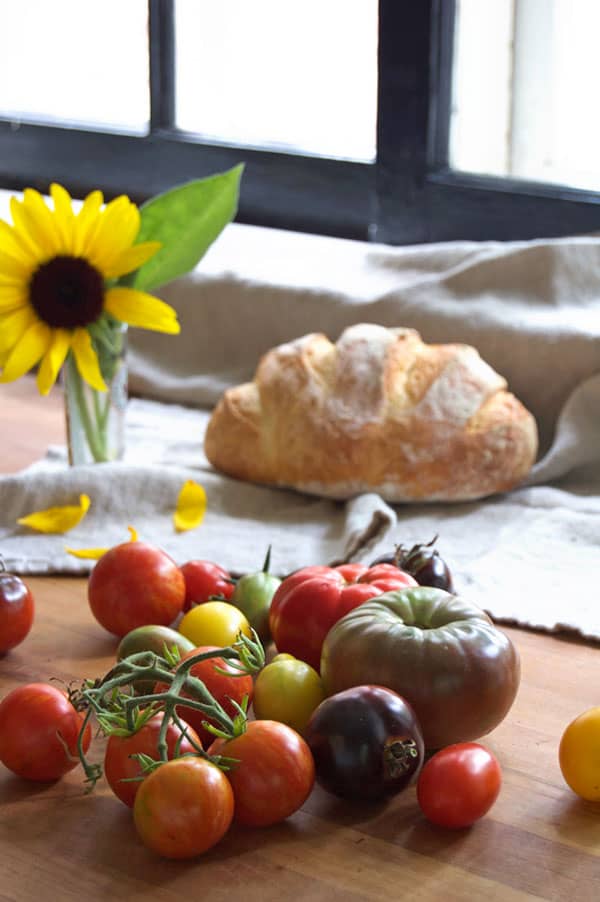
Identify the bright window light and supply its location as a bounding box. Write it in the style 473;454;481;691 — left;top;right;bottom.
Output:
174;0;378;162
0;0;149;134
451;0;600;192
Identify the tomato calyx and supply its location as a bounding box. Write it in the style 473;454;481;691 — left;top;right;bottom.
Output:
383;737;421;779
73;630;265;790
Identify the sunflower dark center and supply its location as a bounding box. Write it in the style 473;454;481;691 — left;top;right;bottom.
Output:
29;256;104;329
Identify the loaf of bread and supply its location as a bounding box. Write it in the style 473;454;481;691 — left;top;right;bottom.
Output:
204;324;538;502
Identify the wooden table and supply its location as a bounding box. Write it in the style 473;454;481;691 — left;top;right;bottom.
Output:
1;379;599;901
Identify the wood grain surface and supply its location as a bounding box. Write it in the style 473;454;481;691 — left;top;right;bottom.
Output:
1;379;599;901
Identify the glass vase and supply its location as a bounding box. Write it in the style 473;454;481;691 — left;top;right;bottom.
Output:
63;323;128;466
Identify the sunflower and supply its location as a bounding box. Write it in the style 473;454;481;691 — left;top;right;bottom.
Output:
0;183;179;394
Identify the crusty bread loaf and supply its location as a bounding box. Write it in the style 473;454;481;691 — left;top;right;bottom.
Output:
204;323;538;502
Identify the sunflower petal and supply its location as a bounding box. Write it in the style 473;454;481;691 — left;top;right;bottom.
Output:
0;246;31;281
173;480;207;532
102;240;162;279
70;328;107;391
0;320;51;383
0;220;36;266
85;196;140;275
19;189;62;259
50;183;76;253
105;287;180;334
18;493;91;534
0;306;36;352
36;328;71;395
72;190;104;257
65;525;138;559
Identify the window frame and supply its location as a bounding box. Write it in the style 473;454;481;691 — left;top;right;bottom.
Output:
1;0;600;245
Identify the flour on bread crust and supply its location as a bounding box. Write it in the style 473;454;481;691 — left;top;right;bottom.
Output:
204;323;539;502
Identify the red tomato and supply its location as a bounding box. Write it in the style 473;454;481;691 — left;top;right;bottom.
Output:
417;742;502;828
155;646;254;748
334;563;369;582
180;560;235;612
359;564;417;588
0;569;34;653
209;720;315;826
104;713;202;807
133;756;234;858
88;541;185;637
0;683;91;782
269;563;416;671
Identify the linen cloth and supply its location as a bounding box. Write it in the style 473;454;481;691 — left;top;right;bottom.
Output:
0;222;599;640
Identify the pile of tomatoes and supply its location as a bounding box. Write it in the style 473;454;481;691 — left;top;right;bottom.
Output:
1;538;599;861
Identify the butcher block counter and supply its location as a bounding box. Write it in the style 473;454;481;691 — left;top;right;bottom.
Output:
1;379;599;902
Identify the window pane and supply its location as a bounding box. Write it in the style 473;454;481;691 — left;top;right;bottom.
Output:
451;0;600;193
0;0;149;134
174;0;377;162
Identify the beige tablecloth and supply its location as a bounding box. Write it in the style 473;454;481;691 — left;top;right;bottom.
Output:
1;222;599;640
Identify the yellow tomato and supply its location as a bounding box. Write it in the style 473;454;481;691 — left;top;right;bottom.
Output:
559;706;600;801
253;654;325;735
178;601;252;649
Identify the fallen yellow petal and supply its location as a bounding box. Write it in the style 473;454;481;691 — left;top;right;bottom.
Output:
174;480;207;532
65;525;138;559
18;494;91;534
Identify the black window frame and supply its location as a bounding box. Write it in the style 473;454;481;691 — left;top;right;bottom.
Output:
1;0;600;245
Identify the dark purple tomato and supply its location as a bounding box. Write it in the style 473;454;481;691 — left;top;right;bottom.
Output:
304;685;424;801
371;536;454;592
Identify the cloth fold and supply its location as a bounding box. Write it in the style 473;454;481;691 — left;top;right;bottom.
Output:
1;221;599;641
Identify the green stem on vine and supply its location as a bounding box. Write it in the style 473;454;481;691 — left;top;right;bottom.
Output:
74;632;265;789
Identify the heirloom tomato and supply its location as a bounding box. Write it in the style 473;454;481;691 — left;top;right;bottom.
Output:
88;541;185;637
559;706;600;801
372;536;454;592
417;742;502;828
208;720;315;826
154;646;254;748
252;653;325;734
231;558;281;643
180;559;235;612
321;586;520;749
0;683;91;782
269;563;416;671
178;600;251;648
116;624;195;694
133;756;234;858
0;566;34;653
104;713;202;807
305;685;424;801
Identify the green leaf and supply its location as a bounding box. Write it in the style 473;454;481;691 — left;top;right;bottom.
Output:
129;163;244;293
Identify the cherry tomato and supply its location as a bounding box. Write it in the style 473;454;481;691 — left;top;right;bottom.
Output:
178;600;252;648
417;742;502;828
154;646;254;748
104;713;202;807
0;566;34;653
209;720;315;826
180;560;235;612
559;706;600;801
305;685;424;801
269;563;417;671
133;756;234;858
0;683;91;782
252;653;325;734
88;541;185;637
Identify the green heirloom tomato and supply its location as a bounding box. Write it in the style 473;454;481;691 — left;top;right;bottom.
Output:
117;625;196;662
231;548;281;643
116;625;196;694
320;587;520;750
